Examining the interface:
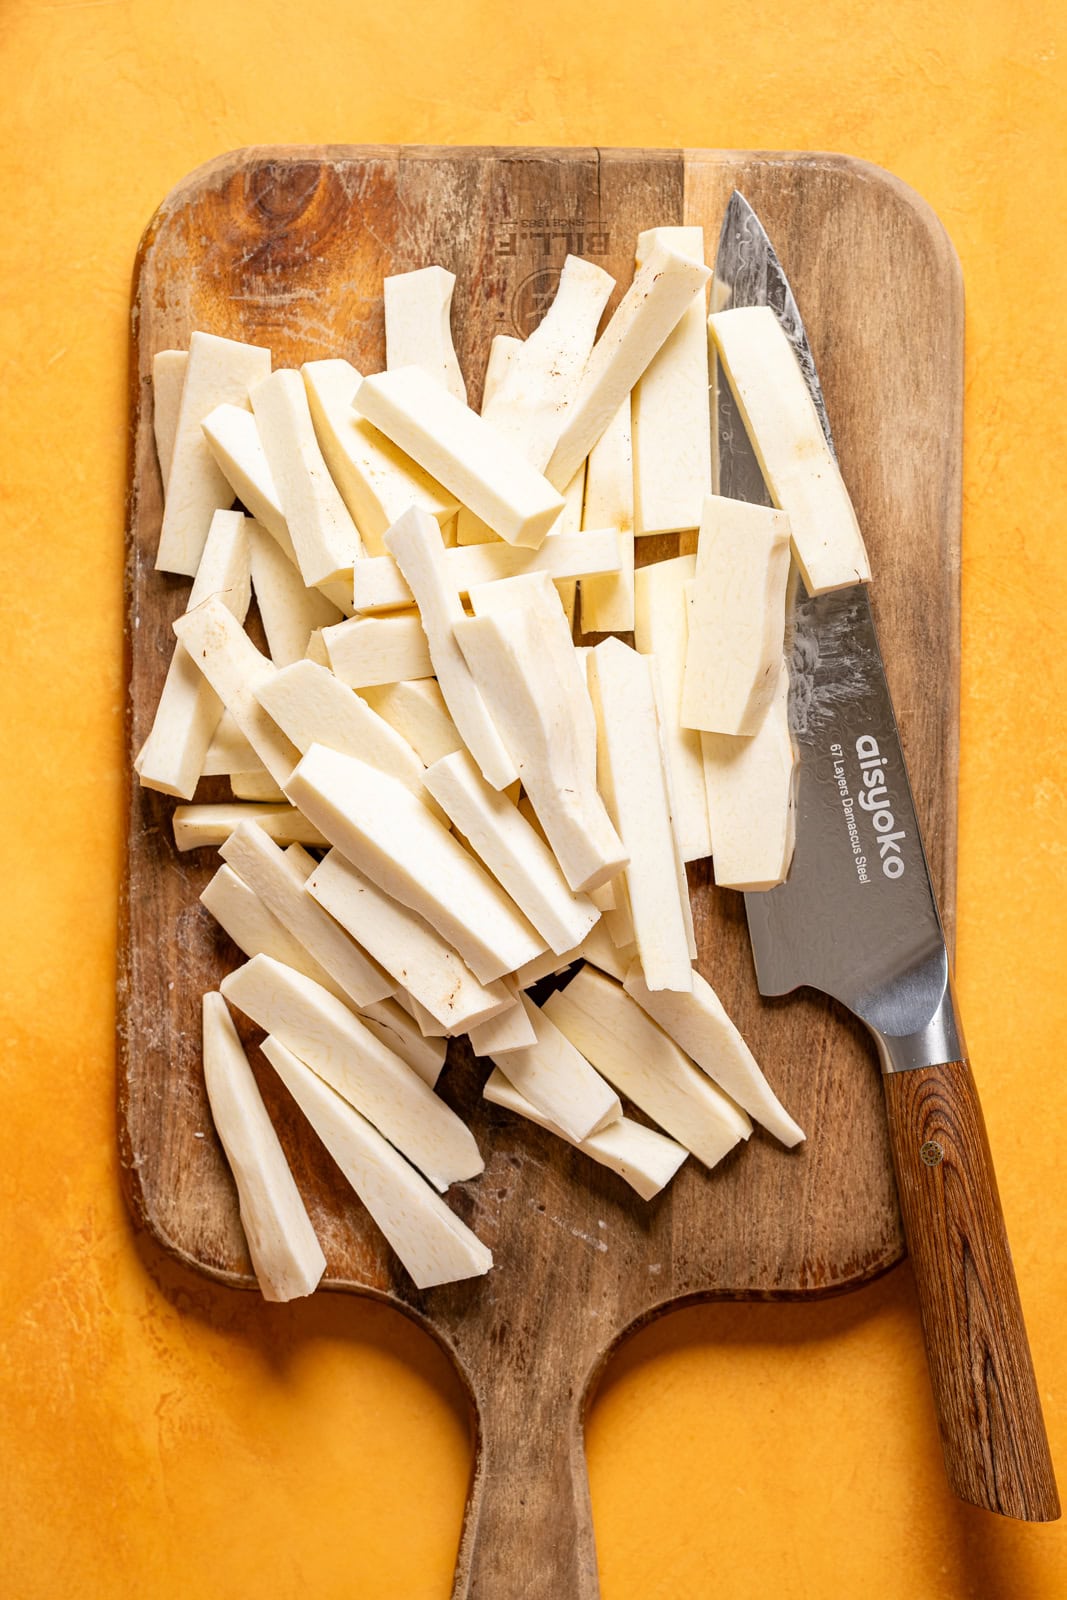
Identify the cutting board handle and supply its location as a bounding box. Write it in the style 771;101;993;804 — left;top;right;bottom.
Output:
883;1058;1059;1521
450;1360;600;1599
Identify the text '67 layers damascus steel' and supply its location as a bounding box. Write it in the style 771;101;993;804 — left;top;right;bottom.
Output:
714;191;1058;1523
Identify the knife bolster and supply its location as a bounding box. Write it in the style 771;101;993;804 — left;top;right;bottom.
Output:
867;965;966;1074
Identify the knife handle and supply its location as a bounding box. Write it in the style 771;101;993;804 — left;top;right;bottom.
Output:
882;1058;1059;1521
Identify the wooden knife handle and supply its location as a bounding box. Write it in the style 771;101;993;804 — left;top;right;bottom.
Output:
883;1058;1059;1521
450;1375;600;1599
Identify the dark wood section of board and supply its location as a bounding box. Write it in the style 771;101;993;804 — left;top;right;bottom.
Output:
119;148;963;1597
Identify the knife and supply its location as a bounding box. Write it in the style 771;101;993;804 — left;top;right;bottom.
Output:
713;190;1059;1523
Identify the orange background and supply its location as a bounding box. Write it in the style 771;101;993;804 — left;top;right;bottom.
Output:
1;2;1065;1596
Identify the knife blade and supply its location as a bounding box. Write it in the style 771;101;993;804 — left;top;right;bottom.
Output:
712;190;1058;1522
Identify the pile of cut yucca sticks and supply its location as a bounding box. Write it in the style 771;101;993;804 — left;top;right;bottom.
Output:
138;223;868;1299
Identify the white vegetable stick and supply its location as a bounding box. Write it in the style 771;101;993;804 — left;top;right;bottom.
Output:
250;369;362;587
466;570;595;755
453;338;514;546
483;1068;687;1202
543;968;751;1168
481;332;522;404
681;497;791;735
136;509;252;799
545;243;711;490
648;665;698;963
582;400;633;527
551;464;587;625
201;402;298;564
202;993;326;1302
460;569;627;889
152;349;187;495
391;987;425;1023
589;881;633;955
307;850;513;1032
306;574;355;620
467;1000;538;1057
460;479;587;570
157;332;271;576
384;266;467;404
172;594;300;788
306;563;352;616
222;956;482;1192
424;750;599;956
708;306;870;593
322;613;433;688
219;822;391;1008
584;532;637;635
352;528;623;614
632;226;711;536
622;965;805;1147
557;465;587;532
172;803;326;852
454;506;496;547
356;678;463;766
202;712;259;776
268;879;449;1070
587;638;694;991
247;522;343;667
633;554;712;863
304;628;330;667
358;998;446;1088
282;841;318;879
512;946;582;990
254;659;445;823
384;507;517;789
230;770;286;802
405;992;452;1038
454;605;626;894
200;863;349;1004
302;359;456;555
261;1036;490;1288
434;505;462;540
307;573;354;619
580;397;635;632
356;367;565;549
577;923;639;983
587;878;615;913
286;744;545;983
428;502;455;534
600;874;637;950
479;254;615;471
464;467;589;594
702;662;796;890
488;994;621;1143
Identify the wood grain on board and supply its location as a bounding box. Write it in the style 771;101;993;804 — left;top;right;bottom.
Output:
118;147;963;1597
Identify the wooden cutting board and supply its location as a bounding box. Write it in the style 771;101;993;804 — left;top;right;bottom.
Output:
118;146;963;1598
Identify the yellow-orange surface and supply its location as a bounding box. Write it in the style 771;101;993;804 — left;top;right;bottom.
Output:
1;2;1065;1596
